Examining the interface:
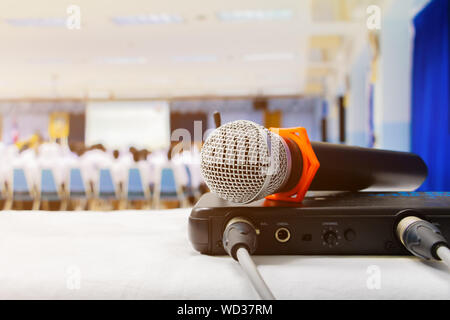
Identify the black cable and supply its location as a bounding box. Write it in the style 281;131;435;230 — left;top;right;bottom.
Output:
222;218;276;300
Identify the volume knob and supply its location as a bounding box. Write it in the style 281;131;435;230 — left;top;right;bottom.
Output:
323;231;338;247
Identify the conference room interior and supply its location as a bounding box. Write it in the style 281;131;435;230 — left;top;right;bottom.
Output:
0;0;447;212
0;0;450;210
0;0;449;302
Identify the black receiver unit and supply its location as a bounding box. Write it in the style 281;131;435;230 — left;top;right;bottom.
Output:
189;192;450;256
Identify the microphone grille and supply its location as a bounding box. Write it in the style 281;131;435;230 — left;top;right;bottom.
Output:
201;120;289;203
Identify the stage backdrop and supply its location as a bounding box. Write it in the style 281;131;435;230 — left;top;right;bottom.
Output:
85;101;170;151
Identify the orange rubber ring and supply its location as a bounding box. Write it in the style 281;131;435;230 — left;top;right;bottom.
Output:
265;127;320;203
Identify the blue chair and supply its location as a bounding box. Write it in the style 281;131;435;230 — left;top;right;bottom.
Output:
40;169;60;202
0;178;4;200
98;169;116;199
13;168;33;201
69;168;86;199
154;167;182;208
127;168;146;200
0;179;5;210
184;165;195;198
5;168;37;210
159;168;179;201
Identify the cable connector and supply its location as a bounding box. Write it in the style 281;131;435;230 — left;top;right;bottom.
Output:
222;217;258;260
396;216;449;260
222;217;275;299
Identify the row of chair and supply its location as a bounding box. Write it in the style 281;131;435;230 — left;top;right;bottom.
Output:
1;165;199;210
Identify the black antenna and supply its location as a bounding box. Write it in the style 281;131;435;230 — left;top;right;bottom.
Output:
213;111;222;128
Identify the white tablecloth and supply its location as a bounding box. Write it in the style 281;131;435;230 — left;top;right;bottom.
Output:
0;209;448;300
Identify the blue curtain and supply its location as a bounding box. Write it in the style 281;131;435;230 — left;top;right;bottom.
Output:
411;0;449;191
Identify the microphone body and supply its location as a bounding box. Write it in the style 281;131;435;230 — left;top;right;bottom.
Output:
200;120;427;204
309;142;427;192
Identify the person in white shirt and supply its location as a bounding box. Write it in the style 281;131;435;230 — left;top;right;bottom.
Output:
79;145;114;195
111;149;133;197
150;146;188;208
0;142;8;193
134;150;153;195
37;142;66;190
14;148;39;192
3;146;39;209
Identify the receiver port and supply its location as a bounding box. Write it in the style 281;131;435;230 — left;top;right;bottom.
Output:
275;227;291;243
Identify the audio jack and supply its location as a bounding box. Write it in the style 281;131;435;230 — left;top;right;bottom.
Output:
396;216;450;269
222;218;276;300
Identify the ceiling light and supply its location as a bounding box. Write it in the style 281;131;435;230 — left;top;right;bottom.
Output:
95;57;148;64
27;58;69;64
5;18;66;27
112;14;183;25
217;9;293;22
244;52;295;61
172;55;218;63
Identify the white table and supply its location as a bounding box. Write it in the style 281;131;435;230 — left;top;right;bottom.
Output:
0;209;448;299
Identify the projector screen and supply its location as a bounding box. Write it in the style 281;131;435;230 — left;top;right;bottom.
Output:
85;101;170;150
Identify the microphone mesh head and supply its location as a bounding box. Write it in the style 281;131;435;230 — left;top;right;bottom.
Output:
201;120;289;203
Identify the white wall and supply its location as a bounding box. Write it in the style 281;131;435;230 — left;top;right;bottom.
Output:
347;45;371;147
336;0;431;151
374;0;431;151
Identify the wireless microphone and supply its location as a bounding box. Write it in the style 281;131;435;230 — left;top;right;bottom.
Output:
200;120;427;204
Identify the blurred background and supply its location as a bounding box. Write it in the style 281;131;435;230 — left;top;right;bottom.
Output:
0;0;447;210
